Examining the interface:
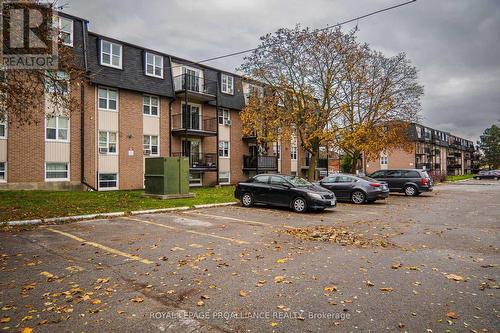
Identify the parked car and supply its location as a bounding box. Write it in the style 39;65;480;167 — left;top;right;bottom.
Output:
369;169;433;196
474;170;500;180
235;174;336;213
318;173;389;204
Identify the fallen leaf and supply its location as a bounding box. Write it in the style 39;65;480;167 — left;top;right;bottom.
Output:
447;311;459;319
270;322;279;327
91;299;101;305
274;276;285;283
1;317;11;323
239;290;248;297
197;300;205;306
391;263;402;269
379;287;394;292
276;258;289;264
277;305;290;311
21;328;33;333
445;274;464;281
366;281;375;287
324;285;337;293
131;297;144;303
21;315;32;321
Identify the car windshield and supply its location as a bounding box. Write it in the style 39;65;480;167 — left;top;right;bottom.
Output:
284;176;312;187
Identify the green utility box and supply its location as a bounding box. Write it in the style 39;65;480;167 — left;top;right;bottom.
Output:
144;157;191;197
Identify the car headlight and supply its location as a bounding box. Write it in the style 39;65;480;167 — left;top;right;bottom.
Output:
308;193;323;200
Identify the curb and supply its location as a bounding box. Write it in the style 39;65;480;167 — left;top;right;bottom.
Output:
0;206;194;227
193;202;238;209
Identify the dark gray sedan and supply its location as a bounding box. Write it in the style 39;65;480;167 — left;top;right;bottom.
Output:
318;173;389;204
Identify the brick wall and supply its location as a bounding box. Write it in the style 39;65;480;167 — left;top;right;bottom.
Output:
280;139;291;175
118;90;144;190
83;83;97;189
230;109;246;184
69;83;82;182
160;97;170;157
366;147;416;174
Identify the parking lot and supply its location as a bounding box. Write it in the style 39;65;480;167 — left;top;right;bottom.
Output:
1;179;499;332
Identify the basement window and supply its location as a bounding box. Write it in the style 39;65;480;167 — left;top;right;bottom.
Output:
99;173;118;189
0;162;5;181
46;163;69;181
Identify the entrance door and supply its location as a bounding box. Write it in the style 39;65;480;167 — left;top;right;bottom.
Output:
182;67;200;92
182;104;201;130
182;140;201;167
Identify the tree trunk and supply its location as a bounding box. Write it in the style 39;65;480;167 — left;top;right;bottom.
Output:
349;152;360;174
307;151;318;181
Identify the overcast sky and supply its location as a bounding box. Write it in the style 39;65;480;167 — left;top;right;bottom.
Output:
64;0;500;142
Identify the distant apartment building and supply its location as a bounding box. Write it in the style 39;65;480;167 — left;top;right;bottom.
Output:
365;123;475;177
0;12;307;191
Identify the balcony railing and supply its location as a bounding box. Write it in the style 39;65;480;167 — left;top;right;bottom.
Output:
243;155;278;171
171;113;217;135
172;152;217;170
173;74;217;99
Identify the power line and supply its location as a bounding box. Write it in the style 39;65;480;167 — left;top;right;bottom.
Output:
195;0;417;65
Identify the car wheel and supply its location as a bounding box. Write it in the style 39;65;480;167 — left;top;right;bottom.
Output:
292;197;307;213
241;192;254;207
494;177;499;180
474;176;479;180
351;191;366;204
404;185;418;196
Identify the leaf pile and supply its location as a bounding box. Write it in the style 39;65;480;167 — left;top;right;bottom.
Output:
281;226;393;248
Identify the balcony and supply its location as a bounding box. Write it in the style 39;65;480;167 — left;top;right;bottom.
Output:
173;74;217;102
243;155;278;172
172;152;217;171
171;114;217;136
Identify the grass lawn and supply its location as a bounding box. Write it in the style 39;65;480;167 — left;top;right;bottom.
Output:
0;186;237;222
446;174;475;182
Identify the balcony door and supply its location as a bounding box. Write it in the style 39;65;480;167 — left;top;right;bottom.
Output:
182;67;200;92
182;139;201;166
182;104;200;130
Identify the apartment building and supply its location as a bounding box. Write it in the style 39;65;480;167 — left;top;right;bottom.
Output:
0;12;303;191
365;123;475;177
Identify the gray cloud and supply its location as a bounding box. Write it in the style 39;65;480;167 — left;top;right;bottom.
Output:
64;0;500;142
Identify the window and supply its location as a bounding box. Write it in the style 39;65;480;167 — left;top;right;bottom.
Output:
370;171;385;178
99;131;117;154
145;53;163;78
0;162;5;181
253;175;268;184
46;116;69;141
218;109;230;125
273;144;281;159
270;176;287;186
221;74;234;94
46;163;69;180
403;171;420;178
291;146;297;160
380;156;388;165
189;172;202;186
143;135;159;156
0;119;6;138
415;125;422;139
99;173;118;189
219;171;230;184
386;170;402;178
218;141;229;157
336;175;353;183
142;95;159;116
46;71;70;95
59;17;73;46
98;87;118;111
100;40;122;69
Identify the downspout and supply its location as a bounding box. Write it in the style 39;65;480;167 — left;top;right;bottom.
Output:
215;75;220;185
80;20;97;191
168;56;175;157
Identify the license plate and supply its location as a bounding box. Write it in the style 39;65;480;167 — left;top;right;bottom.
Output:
330;200;335;206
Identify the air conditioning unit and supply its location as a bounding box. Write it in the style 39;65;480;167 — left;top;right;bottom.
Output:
224;119;232;126
99;147;108;154
144;149;151;156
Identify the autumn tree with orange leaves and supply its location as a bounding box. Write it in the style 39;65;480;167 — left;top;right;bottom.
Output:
240;25;423;179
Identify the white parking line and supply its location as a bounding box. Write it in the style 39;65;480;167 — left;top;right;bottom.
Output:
183;211;297;230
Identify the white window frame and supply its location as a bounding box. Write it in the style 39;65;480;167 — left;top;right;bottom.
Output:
143;135;159;156
98;87;118;112
219;171;230;184
100;40;122;69
45;115;70;142
45;162;69;182
98;173;118;190
143;95;160;116
0;162;6;182
221;73;234;95
145;52;164;79
0;118;6;139
218;108;230;125
99;131;118;155
273;144;281;159
380;156;388;165
189;172;202;187
291;146;297;160
59;16;73;47
218;141;229;158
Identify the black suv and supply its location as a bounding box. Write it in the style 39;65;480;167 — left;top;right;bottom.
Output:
369;169;433;196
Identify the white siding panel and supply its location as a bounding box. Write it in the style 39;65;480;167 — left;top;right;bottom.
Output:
99;110;119;131
99;155;119;173
143;116;160;135
219;158;230;172
0;140;6;162
45;142;70;162
219;125;230;141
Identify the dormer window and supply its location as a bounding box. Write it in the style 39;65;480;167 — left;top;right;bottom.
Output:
221;73;234;94
145;52;163;78
100;40;122;69
59;17;73;47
